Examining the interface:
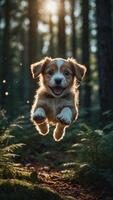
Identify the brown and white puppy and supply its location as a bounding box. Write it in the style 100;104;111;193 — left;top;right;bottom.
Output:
30;57;86;141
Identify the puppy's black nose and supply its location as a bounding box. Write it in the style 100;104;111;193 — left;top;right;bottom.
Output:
55;78;62;85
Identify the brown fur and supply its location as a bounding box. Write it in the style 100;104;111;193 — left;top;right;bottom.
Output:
30;57;86;141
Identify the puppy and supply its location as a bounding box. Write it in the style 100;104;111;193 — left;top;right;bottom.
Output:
30;57;86;141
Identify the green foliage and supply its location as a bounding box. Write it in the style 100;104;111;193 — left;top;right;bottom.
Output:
0;110;25;178
71;123;113;186
72;123;113;168
0;179;63;200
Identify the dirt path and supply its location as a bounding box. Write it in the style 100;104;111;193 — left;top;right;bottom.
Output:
23;141;113;200
26;164;105;200
38;166;98;199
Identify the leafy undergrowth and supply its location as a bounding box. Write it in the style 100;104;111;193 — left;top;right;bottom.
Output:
0;179;63;200
0;108;113;200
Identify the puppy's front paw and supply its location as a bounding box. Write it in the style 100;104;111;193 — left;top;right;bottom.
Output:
32;108;46;124
56;107;72;125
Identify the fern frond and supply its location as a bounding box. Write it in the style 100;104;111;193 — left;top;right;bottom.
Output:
0;133;14;144
1;143;25;153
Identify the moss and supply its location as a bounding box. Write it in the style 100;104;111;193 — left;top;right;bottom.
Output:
0;179;63;200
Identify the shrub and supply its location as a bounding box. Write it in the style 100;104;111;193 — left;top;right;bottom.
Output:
72;123;113;186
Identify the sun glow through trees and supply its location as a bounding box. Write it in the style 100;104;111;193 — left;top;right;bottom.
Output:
46;0;57;15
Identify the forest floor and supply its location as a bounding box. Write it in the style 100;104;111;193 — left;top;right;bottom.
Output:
19;128;113;200
27;163;99;199
1;111;113;200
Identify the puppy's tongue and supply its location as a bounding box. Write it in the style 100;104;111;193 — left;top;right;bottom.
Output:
53;86;63;95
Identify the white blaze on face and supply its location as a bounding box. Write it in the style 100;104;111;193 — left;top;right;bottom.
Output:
49;59;67;87
55;59;64;69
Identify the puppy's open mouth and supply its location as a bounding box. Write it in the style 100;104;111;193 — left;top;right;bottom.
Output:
50;86;65;96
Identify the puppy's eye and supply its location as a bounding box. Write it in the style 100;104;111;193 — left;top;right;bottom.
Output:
47;71;54;76
64;70;70;76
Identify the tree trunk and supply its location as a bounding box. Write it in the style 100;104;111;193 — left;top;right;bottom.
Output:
71;0;76;58
28;0;38;100
28;0;38;64
0;0;10;108
81;0;91;112
49;13;54;57
58;0;66;58
19;30;29;103
96;0;113;123
0;3;3;102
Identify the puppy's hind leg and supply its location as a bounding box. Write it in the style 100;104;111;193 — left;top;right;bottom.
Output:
35;122;49;135
53;123;67;142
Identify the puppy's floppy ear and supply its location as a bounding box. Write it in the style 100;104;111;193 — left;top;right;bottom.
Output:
31;57;52;79
67;58;87;82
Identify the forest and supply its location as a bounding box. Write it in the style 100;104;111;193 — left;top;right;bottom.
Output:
0;0;113;199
